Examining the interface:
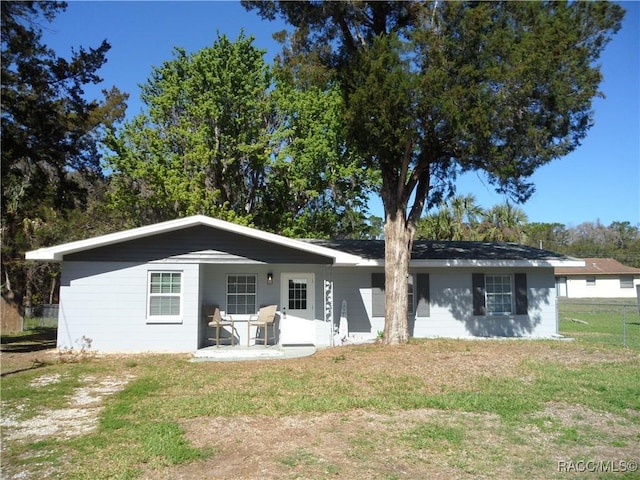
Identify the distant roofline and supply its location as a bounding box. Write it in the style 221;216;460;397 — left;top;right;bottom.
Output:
555;257;640;275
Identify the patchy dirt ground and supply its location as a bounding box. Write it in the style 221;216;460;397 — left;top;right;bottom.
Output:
1;348;135;480
1;373;134;443
1;342;638;480
150;403;639;480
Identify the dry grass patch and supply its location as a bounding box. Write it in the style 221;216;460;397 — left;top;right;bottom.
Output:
162;403;637;480
1;339;638;480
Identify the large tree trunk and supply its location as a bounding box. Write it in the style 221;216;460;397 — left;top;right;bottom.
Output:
383;210;414;344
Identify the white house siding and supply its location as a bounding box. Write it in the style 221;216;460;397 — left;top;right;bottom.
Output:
565;276;640;299
58;261;201;352
331;266;558;341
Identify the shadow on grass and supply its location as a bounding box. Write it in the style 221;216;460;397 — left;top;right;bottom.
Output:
1;328;56;377
1;327;56;352
1;360;50;377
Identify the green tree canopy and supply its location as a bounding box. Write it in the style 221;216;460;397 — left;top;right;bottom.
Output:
417;195;527;243
106;34;272;225
106;33;373;237
264;78;374;238
1;1;128;310
244;0;624;343
523;221;640;268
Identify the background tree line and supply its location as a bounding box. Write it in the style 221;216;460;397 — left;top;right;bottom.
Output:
1;2;128;313
103;33;375;238
1;1;376;313
416;194;640;268
2;2;626;343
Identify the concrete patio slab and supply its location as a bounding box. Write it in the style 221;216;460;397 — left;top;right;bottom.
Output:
191;345;317;362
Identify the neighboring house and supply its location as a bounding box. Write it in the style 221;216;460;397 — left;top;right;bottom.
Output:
555;258;640;299
26;215;582;352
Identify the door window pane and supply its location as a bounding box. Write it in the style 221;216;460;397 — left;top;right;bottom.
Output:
288;279;307;310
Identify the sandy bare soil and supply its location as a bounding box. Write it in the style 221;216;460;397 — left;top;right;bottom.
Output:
1;373;133;443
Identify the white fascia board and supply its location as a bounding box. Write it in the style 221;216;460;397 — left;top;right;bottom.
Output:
25;215;364;264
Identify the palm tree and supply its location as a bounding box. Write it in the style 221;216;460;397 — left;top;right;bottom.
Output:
416;194;482;241
450;194;483;241
480;203;528;242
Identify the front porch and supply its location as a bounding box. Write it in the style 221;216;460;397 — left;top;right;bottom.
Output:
192;345;317;362
198;265;337;350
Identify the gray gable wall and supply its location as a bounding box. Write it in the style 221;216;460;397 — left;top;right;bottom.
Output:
65;225;333;264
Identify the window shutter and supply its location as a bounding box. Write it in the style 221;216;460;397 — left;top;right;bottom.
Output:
515;273;528;315
472;273;486;316
372;273;385;317
416;274;430;317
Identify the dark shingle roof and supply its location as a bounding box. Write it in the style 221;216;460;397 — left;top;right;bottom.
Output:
304;239;572;262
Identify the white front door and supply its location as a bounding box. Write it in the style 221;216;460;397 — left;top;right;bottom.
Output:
280;273;315;345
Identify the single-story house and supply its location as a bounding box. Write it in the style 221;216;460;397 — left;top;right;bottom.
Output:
26;215;582;353
555;258;640;299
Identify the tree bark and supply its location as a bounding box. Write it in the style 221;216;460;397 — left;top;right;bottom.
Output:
383;210;413;344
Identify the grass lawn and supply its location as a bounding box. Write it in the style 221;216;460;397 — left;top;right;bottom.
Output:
1;306;639;479
559;298;640;350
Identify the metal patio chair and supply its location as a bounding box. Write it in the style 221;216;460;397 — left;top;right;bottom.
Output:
206;305;235;346
247;304;277;346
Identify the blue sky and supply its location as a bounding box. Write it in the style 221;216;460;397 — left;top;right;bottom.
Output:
42;1;639;227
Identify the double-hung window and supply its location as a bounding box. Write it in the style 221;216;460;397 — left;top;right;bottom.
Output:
485;275;512;315
227;274;257;315
148;272;182;320
473;273;528;316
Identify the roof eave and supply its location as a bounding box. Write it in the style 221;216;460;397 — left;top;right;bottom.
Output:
25;216;206;262
24;215;365;264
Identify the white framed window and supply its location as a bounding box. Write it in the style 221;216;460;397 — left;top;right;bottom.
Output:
620;276;634;289
148;271;182;320
586;276;596;287
485;274;512;315
227;274;257;315
474;273;527;316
